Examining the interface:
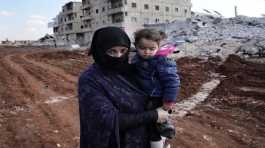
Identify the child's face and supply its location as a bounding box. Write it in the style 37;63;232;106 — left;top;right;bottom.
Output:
136;38;159;59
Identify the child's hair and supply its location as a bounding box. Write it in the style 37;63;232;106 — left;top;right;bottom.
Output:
134;28;163;45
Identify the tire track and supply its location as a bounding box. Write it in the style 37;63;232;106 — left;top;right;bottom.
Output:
11;54;75;95
2;52;80;148
23;53;77;83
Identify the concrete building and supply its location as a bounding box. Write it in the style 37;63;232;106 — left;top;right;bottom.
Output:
52;1;84;46
51;0;192;46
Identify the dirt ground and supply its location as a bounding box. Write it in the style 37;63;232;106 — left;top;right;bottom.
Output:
0;47;264;148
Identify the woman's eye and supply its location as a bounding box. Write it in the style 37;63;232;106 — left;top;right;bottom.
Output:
122;48;128;53
107;50;115;55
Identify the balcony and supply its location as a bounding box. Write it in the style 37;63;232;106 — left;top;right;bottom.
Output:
63;7;73;14
108;7;124;15
65;26;83;34
63;9;74;15
82;7;92;20
82;15;92;21
81;19;92;32
108;0;122;3
62;16;74;23
81;26;92;32
48;21;59;28
83;3;91;9
64;29;74;34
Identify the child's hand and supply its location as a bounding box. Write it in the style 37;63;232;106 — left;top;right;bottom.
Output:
162;102;175;111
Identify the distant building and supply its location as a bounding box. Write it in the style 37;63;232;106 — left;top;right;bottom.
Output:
50;0;192;46
14;40;33;46
31;34;56;47
50;2;84;46
1;39;13;45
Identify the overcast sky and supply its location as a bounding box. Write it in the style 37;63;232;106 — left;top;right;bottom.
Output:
191;0;265;17
0;0;264;41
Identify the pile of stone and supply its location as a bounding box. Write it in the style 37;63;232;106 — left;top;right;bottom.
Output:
150;14;265;60
168;15;265;42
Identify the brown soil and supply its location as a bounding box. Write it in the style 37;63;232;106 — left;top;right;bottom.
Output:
169;55;265;148
27;50;92;76
176;56;221;100
0;47;264;148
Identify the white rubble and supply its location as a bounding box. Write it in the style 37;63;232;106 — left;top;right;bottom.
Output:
147;14;265;60
173;78;220;117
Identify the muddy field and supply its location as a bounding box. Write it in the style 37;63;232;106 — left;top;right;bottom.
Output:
0;47;264;148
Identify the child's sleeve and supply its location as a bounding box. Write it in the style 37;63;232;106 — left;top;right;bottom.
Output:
156;57;180;103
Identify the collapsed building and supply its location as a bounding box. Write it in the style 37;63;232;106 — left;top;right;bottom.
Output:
145;14;265;59
31;34;56;47
49;0;192;46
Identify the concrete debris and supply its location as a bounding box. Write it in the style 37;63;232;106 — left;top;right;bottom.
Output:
45;96;74;104
147;15;265;60
173;78;220;117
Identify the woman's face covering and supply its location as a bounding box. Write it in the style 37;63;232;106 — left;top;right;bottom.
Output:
90;27;131;71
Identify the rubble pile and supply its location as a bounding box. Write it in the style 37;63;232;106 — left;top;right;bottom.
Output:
162;15;265;59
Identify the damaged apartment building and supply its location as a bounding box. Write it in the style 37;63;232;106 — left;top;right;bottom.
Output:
50;0;192;46
52;2;83;46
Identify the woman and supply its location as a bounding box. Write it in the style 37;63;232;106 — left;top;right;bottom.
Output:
78;27;169;148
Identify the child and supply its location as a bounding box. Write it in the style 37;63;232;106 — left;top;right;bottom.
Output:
132;28;180;148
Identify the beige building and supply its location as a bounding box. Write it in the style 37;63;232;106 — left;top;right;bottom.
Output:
51;0;192;46
52;2;84;46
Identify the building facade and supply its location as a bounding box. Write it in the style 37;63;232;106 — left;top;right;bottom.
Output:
51;0;192;46
52;2;83;46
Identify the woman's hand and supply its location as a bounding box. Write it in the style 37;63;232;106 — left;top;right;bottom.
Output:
156;107;170;123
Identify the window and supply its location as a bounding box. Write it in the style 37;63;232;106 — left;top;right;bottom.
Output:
131;17;137;22
132;3;137;8
144;4;149;10
124;0;127;5
54;27;58;33
155;5;159;11
175;8;179;12
125;12;128;16
185;9;188;13
96;9;99;14
102;7;105;12
155;18;159;23
66;23;73;30
165;7;169;12
112;13;124;23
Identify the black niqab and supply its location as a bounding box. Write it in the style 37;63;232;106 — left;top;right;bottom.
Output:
90;27;131;72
